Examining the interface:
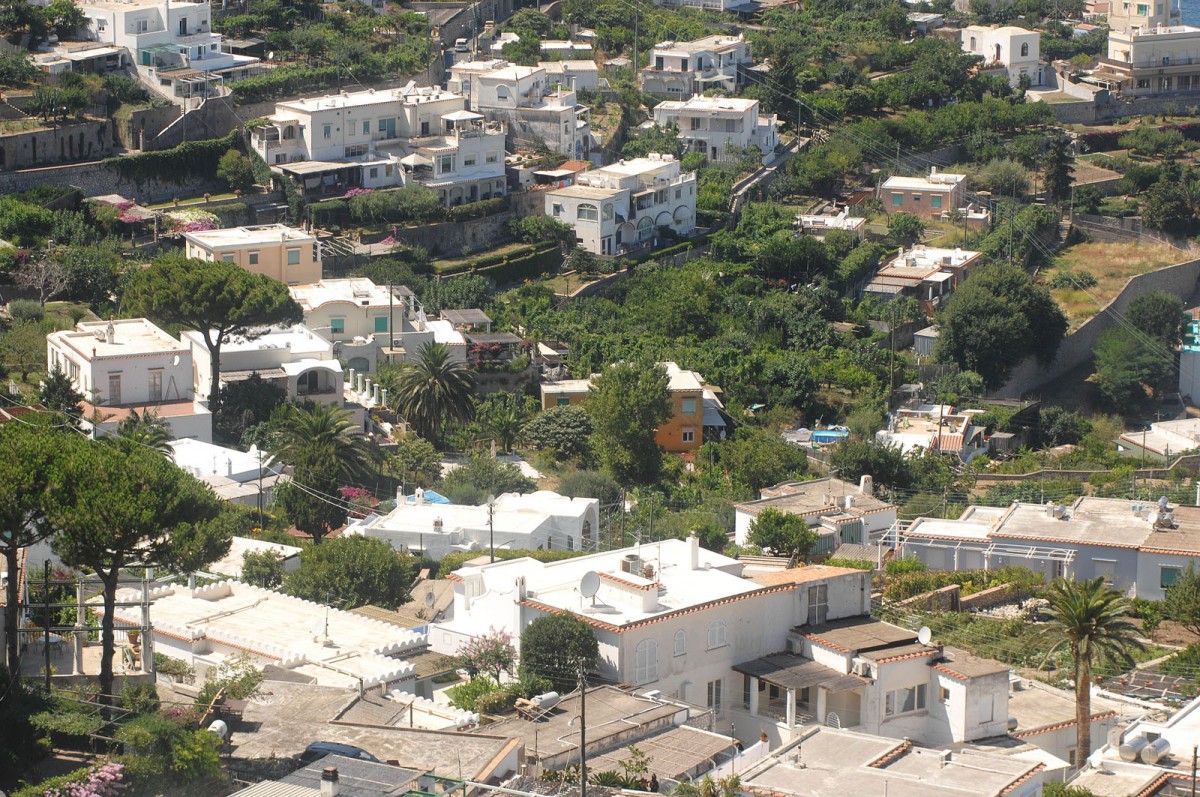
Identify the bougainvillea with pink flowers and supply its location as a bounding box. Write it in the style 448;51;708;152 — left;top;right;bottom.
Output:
343;188;375;199
40;761;126;797
163;209;219;234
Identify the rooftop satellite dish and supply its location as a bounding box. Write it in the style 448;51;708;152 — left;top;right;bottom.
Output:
424;590;436;608
580;571;600;600
917;626;932;646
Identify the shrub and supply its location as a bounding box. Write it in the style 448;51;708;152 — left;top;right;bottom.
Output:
153;653;195;683
8;299;44;322
446;676;498;712
826;557;875;571
1049;270;1098;290
1160;642;1200;676
886;556;927;576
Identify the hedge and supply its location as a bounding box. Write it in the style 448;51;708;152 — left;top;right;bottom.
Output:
208;202;254;227
310;198;351;229
437;244;561;283
230;65;367;105
103;132;239;188
448;195;509;222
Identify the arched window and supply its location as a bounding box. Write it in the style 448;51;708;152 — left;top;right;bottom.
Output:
635;639;658;684
283;125;295;140
637;216;654;240
1020;42;1029;57
577;203;599;221
673;630;686;657
707;620;726;650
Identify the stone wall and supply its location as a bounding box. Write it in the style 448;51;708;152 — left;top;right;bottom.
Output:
113;104;182;151
389;211;514;257
0;120;114;171
959;584;1018;611
510;187;548;218
0;159;220;203
898;584;961;612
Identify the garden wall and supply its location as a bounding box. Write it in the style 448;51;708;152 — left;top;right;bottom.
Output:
898;584;961;612
990;255;1200;398
391;211;514;256
0;120;114;171
0;159;219;203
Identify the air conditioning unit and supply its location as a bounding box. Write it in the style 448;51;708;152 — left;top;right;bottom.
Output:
851;658;872;678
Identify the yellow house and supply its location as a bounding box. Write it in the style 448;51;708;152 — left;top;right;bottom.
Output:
183;224;321;285
539;361;725;454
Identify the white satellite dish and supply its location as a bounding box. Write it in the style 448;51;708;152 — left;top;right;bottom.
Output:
580;571;601;600
424;590;436;608
917;626;932;646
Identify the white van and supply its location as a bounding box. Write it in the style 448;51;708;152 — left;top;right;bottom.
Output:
454;38;469;52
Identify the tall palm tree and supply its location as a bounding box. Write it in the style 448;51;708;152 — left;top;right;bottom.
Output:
266;401;376;485
393;342;476;448
1044;577;1144;764
114;409;172;456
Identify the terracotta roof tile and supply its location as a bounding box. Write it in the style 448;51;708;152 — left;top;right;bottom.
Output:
750;565;865;587
999;763;1045;796
1012;710;1118;738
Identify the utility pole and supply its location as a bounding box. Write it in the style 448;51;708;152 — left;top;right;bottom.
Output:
43;560;51;692
578;669;588;797
1191;745;1197;797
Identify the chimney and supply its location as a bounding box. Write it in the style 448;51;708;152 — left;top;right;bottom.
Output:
105;319;116;344
859;475;873;496
689;533;700;570
320;767;340;797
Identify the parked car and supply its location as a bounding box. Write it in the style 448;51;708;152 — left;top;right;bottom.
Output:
454;38;470;52
298;741;381;765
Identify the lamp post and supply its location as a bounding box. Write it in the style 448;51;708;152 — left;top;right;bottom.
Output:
486;494;496;563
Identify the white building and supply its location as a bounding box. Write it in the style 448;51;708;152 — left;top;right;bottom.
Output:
874;403;988;462
733;477;898;552
537;60;601;92
1074;691;1200;792
863;246;984;316
651;95;778;164
738;725;1045;797
432;538;872;739
99;579;432;692
181;325;345;409
544;154;696;255
1118;416;1200;460
78;0;260;101
166;439;286;506
289;278;466;373
202;535;301;580
640;35;752;96
539;40;594;58
346;489;599;559
446;61;592;159
797;209;868;240
1097;0;1200;96
250;85;507;206
892;495;1200;601
46;318;212;442
961;25;1044;86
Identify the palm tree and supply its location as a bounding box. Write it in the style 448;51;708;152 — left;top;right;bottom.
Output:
484;394;530;454
113;409;172;456
266;401;376;485
393;342;476;448
1044;577;1144;764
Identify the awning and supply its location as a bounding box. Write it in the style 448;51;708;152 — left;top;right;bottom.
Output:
277;160;357;177
733;654;868;693
280;359;343;377
62;46;121;61
400;153;432;167
442;109;484;122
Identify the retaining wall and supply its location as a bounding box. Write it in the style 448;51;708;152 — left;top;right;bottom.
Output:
0;159;220;203
0;120;114;170
990;255;1200;398
388;211;514;257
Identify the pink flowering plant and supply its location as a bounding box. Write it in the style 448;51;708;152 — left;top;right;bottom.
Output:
39;761;126;797
343;188;375;199
455;627;516;682
339;486;379;518
163;209;219;234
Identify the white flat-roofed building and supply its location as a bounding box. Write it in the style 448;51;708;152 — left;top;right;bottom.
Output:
203;535;302;580
184;224;321;285
879;167;968;218
864;245;984;316
962;25;1044;86
250;85;507;206
78;0;260;101
97;579;430;691
797;209;868;240
640;34;752;96
288;278;465;373
47;318;211;441
1095;0;1200;96
1118;416;1200;460
733;476;898;550
893;495;1200;600
651;95;778;163
432;537;872;742
545;153;696;255
539;40;593;57
738;725;1044;797
345;489;600;560
181;325;345;409
166;439;286;506
447;61;592;159
538;60;601;92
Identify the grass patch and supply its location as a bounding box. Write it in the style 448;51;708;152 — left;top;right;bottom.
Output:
1049;241;1182;328
540;272;599;295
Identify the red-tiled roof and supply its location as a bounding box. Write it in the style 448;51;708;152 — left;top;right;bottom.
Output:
999;763;1045;796
1012;710;1118;738
866;739;911;768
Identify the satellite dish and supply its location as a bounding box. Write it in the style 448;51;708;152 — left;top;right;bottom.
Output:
917;626;932;646
580;571;600;599
424;590;435;608
172;354;180;366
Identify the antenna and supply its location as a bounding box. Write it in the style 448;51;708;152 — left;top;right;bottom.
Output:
580;571;600;604
917;626;932;646
424;590;436;608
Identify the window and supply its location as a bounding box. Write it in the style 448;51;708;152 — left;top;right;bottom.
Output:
108;373;122;406
362;120;370;135
1094;559;1116;586
931;195;942;209
981;696;995;723
891;193;903;207
556;396;571;407
464;156;476;166
912;194;922;202
673;630;686;656
222;253;235;263
248;251;259;265
136;18;148;33
1162;566;1184;589
486;153;499;163
602;204;614;221
635;639;658;684
691;117;703;130
552;203;565;217
331;318;345;334
1020;42;1029;57
344;144;368;157
369;167;378;179
287;248;300;266
707;620;727;649
675;188;682;199
1137;3;1148;13
707;678;723;715
374;317;388;333
681;397;697;414
682;428;695;443
807;584;828;625
1137;78;1151;88
437;154;456;174
148;370;163;403
885;684;927;717
939;686;950;704
497;85;510;101
322;124;332;139
577;204;599;221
